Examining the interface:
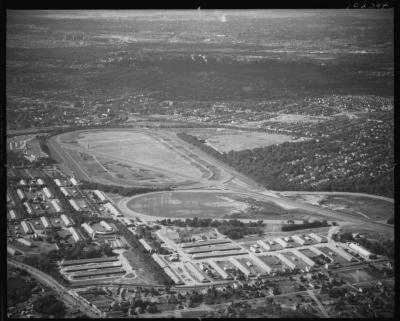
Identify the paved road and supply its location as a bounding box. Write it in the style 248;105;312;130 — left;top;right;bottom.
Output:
307;289;330;318
7;258;103;318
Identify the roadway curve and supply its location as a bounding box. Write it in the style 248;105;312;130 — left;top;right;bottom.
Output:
7;258;104;318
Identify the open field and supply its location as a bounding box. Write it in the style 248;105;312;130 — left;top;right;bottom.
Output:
126;190;288;219
50;129;221;187
176;127;294;153
280;192;394;222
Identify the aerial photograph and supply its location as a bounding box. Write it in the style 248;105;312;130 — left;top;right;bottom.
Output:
6;9;394;318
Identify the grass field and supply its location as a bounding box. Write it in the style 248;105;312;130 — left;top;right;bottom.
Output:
176;128;294;152
126;190;288;219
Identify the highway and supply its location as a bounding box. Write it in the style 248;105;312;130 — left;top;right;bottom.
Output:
7;258;104;318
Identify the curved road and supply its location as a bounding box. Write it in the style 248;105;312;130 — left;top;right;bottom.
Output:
7;258;104;318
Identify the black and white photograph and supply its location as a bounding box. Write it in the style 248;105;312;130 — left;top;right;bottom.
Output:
5;6;395;319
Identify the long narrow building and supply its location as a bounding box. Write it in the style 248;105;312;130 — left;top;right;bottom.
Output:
275;253;296;270
228;257;253;276
151;253;167;269
256;240;271;251
21;221;33;234
291;249;316;267
70;177;79;186
94;190;107;202
81;223;96;239
249;256;272;274
139;238;153;252
60;187;70;197
40;216;52;229
8;209;17;220
54;179;62;187
16;188;26;200
61;214;74;227
103;203;120;216
69;199;81;211
51;199;62;213
68;227;83;242
163;267;184;285
23;202;33;215
185;262;208;283
207;260;232;280
42;187;53;199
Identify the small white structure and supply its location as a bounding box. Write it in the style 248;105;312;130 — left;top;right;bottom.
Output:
61;214;73;227
69;199;81;211
100;220;113;232
51;199;62;213
308;233;322;243
275;253;296;270
81;223;96;239
257;240;271;251
349;242;373;259
16;188;26;200
40;216;51;229
54;179;62;187
275;237;288;248
43;187;53;199
9;209;17;220
19;179;27;186
94;190;107;202
68;227;82;242
21;220;33;234
292;235;306;245
70;177;79;186
104;202;120;216
60;187;69;197
17;238;33;247
23;202;33;215
37;178;45;186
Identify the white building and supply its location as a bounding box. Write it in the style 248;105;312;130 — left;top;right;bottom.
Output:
37;178;45;186
94;190;107;202
60;187;69;197
16;188;26;200
250;256;272;274
275;237;288;248
308;233;322;243
81;223;96;238
104;202;120;216
349;242;373;259
54;179;62;187
70;177;79;186
275;253;296;270
40;216;51;229
68;227;82;242
163;266;184;285
19;179;27;186
207;260;231;280
151;253;167;268
139;238;153;252
69;199;81;211
100;220;113;232
61;214;74;227
292;235;306;245
23;202;33;215
17;238;33;247
51;199;62;213
228;257;252;277
185;262;208;283
21;221;33;234
257;240;271;251
9;209;17;220
43;187;53;199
